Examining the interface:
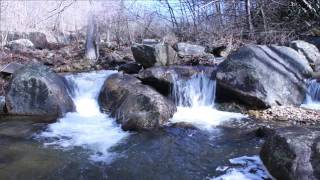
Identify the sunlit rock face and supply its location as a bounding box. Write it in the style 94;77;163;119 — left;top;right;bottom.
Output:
216;45;313;108
131;43;178;68
99;73;176;131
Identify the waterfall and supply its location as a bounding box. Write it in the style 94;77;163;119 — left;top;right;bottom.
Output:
301;79;320;110
39;71;128;162
170;72;244;130
172;72;216;107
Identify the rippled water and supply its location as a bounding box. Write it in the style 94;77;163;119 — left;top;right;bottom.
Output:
0;70;272;179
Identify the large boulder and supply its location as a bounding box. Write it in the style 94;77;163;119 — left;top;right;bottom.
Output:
174;42;206;57
216;45;313;108
290;40;320;71
260;127;320;180
138;66;216;96
131;43;178;68
98;73;176;131
4;64;75;121
28;32;49;49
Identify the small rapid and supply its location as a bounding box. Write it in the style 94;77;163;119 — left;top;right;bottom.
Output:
170;72;245;130
39;71;128;162
301;79;320;110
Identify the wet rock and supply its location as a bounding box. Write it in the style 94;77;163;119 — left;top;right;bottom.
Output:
6;39;34;50
4;64;75;121
131;43;178;68
248;106;320;125
118;62;142;74
138;66;215;96
98;73;176;131
216;45;313;108
290;40;320;71
174;42;206;57
260;127;320;180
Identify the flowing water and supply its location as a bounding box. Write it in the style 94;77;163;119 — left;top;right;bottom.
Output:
301;79;320;110
170;72;245;131
0;70;272;179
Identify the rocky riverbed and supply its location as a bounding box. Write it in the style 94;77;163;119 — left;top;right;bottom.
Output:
1;31;320;179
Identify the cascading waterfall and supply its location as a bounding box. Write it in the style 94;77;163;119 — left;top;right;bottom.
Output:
39;71;128;162
301;79;320;110
170;72;244;130
172;72;216;107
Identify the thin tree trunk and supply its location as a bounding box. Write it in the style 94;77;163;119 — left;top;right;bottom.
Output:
245;0;254;36
85;12;99;63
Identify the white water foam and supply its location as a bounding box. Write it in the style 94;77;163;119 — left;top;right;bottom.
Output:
170;72;245;130
212;156;274;180
301;79;320;110
39;71;128;162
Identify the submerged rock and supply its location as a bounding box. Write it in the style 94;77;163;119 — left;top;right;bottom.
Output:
138;66;215;96
131;43;178;68
4;64;75;121
216;45;313;108
260;127;320;180
99;73;176;131
290;40;320;71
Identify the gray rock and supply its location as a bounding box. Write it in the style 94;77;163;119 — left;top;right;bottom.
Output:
6;39;34;50
216;45;313;108
0;62;23;76
5;64;75;121
138;66;215;96
131;43;178;68
118;62;142;74
175;42;206;57
28;32;49;49
290;40;320;71
260;127;320;180
98;73;176;131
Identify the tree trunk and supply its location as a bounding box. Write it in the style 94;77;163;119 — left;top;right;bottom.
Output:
85;12;99;63
245;0;254;36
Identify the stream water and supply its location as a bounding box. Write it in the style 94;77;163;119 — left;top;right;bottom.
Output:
0;71;272;179
301;79;320;110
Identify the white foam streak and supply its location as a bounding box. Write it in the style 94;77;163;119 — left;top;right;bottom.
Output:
171;106;244;131
39;71;128;162
212;156;274;180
